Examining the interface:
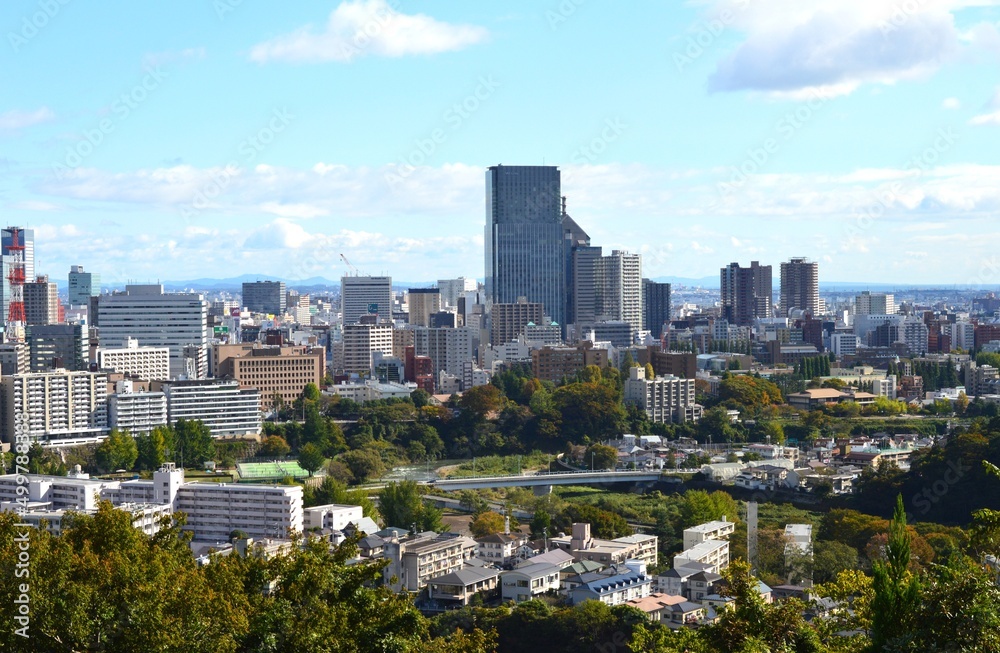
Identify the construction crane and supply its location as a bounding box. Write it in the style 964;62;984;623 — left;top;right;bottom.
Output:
340;253;359;276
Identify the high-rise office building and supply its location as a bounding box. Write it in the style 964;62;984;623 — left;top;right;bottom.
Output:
642;280;672;338
485;165;565;325
1;227;35;324
490;299;545;346
341;276;393;325
24;276;59;326
437;277;477;307
407;288;441;327
242;280;286;315
563;210;593;336
341;322;394;376
68;265;100;307
780;257;821;317
855;291;895;316
720;261;772;327
25;324;87;372
595;250;643;334
97;285;209;379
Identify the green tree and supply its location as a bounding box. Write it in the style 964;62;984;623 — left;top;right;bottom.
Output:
174;419;215;467
585;443;618;470
258;435;291;458
530;510;552;540
297;443;326;476
95;429;139;472
679;490;740;529
378;480;442;532
301;381;321;402
869;494;922;651
411;388;430;408
551;382;626;443
338;449;387;484
813;540;859;584
135;426;169;471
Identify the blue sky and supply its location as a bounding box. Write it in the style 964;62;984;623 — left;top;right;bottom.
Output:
2;0;1000;287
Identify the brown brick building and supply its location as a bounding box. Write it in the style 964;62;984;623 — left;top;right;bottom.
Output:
531;344;608;383
213;343;325;410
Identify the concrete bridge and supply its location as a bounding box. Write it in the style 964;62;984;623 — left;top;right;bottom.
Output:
429;468;700;494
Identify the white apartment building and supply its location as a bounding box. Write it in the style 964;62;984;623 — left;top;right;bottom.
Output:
342;322;394;376
829;333;860;358
108;381;168;435
682;518;735;550
303;504;363;531
97;337;171;381
104;463;303;541
175;481;303;541
944;321;977;351
624;367;703;424
855;291;895;316
596;250;643;335
437;277;477;307
1;370;109;446
5;503;172;536
0;469;113;510
673;539;730;575
873;376;897;400
902;318;930;356
156;379;261;437
2;464;306;542
341;276;393;325
97;285;209;379
325;380;415;404
412;326;475;377
382;532;478;592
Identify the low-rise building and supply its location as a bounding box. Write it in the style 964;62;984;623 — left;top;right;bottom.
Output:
567;562;652;606
303;504;364;531
476;531;529;567
500;562;563;603
428;567;501;607
673;539;729;575
382;532;478;593
155;379;261;437
549;523;658;568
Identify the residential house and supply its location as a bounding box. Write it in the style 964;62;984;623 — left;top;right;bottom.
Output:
427;567;501;607
476;532;529;568
500;562;562;603
566;562;653;607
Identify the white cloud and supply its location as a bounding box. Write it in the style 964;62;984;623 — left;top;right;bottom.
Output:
259;202;329;219
943;97;962;108
969;110;1000;125
249;0;488;63
706;0;997;96
0;107;55;131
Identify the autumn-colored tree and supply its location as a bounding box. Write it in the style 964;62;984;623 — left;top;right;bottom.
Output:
470;511;507;538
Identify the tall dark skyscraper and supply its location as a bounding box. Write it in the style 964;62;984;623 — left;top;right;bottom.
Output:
485;165;565;325
642;279;671;337
780;257;821;317
720;261;772;326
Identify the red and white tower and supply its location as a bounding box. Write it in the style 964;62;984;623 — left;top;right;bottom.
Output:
5;227;26;343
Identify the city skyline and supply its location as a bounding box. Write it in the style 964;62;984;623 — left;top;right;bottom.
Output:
3;1;1000;285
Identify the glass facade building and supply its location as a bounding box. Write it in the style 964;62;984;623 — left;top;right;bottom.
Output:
484;165;565;325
